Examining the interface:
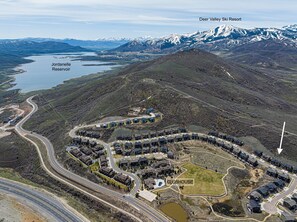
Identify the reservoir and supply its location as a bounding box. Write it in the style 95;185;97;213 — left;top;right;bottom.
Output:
11;52;118;93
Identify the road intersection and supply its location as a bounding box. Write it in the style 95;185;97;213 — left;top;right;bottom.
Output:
71;108;297;217
15;96;170;222
2;95;296;221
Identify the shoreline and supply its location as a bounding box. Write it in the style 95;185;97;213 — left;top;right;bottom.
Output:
4;52;122;94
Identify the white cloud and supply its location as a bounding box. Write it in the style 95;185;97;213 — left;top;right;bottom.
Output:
0;0;296;38
0;0;296;25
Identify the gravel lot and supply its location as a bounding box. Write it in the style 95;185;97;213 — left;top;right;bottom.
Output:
0;193;46;222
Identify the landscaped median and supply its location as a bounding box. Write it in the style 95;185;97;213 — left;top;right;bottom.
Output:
178;163;225;196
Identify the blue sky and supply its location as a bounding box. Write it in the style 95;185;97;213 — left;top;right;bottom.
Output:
0;0;296;39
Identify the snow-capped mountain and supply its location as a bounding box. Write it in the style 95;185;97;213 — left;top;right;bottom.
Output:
282;24;297;32
113;24;297;53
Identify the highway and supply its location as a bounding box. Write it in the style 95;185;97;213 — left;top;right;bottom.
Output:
13;95;297;220
0;178;85;222
15;96;170;222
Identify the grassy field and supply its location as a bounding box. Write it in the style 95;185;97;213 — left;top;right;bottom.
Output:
191;152;243;174
180;140;243;174
179;163;225;196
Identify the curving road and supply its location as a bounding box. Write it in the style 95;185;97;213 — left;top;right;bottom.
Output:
0;105;24;131
262;175;297;214
0;178;85;222
15;96;170;222
101;140;141;196
16;95;297;220
69;120;153;196
76;114;297;216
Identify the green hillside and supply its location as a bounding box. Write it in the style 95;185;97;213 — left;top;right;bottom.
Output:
24;49;297;164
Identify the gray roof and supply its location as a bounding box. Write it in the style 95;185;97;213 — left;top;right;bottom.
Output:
291;193;297;200
279;173;290;179
249;199;260;209
250;191;262;199
138;157;148;162
257;186;269;195
131;159;139;163
267;168;278;174
232;147;241;154
248;157;257;163
266;182;277;190
281;211;296;221
284;198;297;207
119;159;128;164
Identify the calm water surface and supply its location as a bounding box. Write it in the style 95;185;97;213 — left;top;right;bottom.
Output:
11;52;117;92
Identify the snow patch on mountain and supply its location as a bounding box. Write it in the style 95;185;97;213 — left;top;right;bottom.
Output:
113;24;297;52
282;24;297;32
221;67;235;79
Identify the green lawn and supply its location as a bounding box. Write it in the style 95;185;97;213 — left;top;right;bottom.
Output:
89;161;99;172
179;163;225;196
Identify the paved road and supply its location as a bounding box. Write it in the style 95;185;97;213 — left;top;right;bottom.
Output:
0;105;24;131
15;96;170;222
103;141;141;196
228;140;297;215
262;175;297;214
73;115;297;216
19;95;297;219
69;117;157;196
69;112;163;196
0;178;85;222
213;137;297;215
69;98;297;217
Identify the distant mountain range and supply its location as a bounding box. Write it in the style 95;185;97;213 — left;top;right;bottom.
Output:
0;38;130;50
0;40;89;56
3;24;297;54
1;24;297;70
0;41;91;72
112;24;297;53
